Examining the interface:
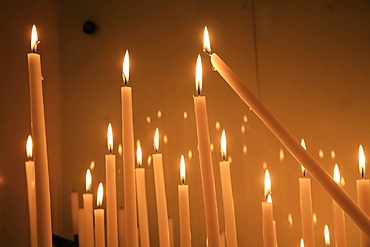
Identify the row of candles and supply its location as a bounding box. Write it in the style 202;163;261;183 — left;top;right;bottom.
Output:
24;23;370;247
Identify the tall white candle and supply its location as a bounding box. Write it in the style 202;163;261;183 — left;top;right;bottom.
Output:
152;128;170;247
262;169;274;247
203;27;370;236
78;208;85;247
27;25;52;247
83;169;94;247
25;135;38;247
105;123;119;247
121;50;138;247
178;155;191;247
71;191;79;236
193;54;221;247
357;145;370;246
332;164;347;247
135;143;150;247
219;130;238;247
94;183;106;247
299;139;315;247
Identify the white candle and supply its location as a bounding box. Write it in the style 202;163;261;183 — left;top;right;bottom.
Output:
332;164;347;247
203;27;370;236
78;208;85;247
178;155;191;247
83;169;94;247
299;139;315;247
105;123;119;247
135;143;150;247
357;145;370;246
121;50;138;247
193;54;221;247
71;191;79;236
118;208;125;247
324;225;331;247
219;130;238;247
25;135;38;247
262;169;274;247
94;183;106;247
27;25;52;247
152;128;170;247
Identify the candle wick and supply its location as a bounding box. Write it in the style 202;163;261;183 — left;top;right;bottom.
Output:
197;86;201;96
181;178;185;185
122;74;128;86
303;169;307;178
362;167;365;179
32;41;40;53
203;49;212;57
221;150;226;161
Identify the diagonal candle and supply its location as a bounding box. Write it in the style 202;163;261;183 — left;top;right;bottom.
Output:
202;26;370;237
27;25;53;247
193;54;221;247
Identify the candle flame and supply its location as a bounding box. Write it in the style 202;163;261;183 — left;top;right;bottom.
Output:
137;142;142;168
267;193;272;203
264;169;271;200
26;135;33;159
203;26;211;55
97;182;104;208
180;155;186;184
195;54;202;95
300;238;304;247
300;138;307;177
85;169;92;192
333;164;340;184
221;129;227;160
107;123;113;153
154;128;159;153
324;225;330;246
31;25;39;53
359;145;366;178
122;50;130;86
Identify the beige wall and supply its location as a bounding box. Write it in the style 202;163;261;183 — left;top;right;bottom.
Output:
1;0;370;246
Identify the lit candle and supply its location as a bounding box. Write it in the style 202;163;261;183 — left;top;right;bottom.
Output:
105;123;119;247
83;169;94;247
357;145;370;246
193;54;221;247
203;27;370;236
152;128;170;247
121;50;138;247
178;155;191;247
71;190;79;237
219;130;238;247
324;225;331;247
78;208;85;247
298;139;315;247
135;143;150;247
262;169;274;247
94;183;105;247
27;25;52;247
25;135;38;247
332;164;347;247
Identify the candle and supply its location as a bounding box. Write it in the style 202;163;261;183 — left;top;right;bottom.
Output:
219;130;238;247
178;155;191;247
152;128;170;247
120;50;138;247
118;207;125;247
169;218;174;247
332;164;347;247
27;25;52;247
203;27;370;236
299;139;315;247
105;123;119;247
262;169;274;247
71;190;79;236
94;183;106;247
357;145;370;246
78;208;85;247
324;225;330;247
135;143;150;247
83;169;94;247
193;54;221;246
25;135;38;247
